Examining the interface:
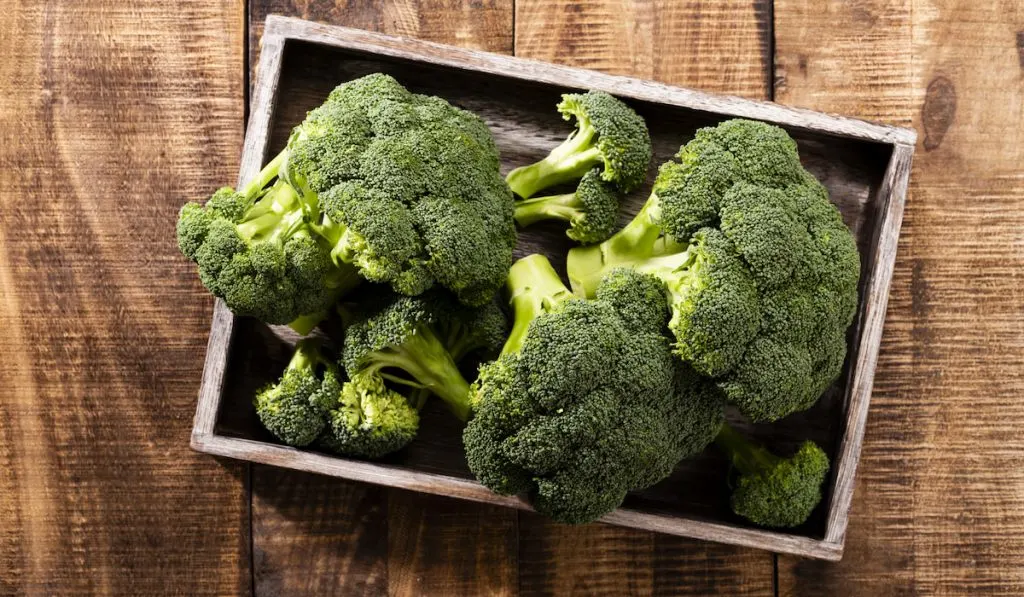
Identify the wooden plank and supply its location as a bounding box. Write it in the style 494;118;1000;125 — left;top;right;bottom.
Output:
246;4;518;596
387;491;518;596
514;0;773;99
263;15;915;145
776;0;1024;593
513;2;776;592
0;0;249;594
251;468;388;596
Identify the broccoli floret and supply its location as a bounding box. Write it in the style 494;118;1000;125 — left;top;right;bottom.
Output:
318;370;420;459
464;255;723;524
714;424;829;528
177;153;360;328
179;73;516;318
512;168;621;244
342;290;501;422
506;91;651;198
254;339;341;447
566;119;861;422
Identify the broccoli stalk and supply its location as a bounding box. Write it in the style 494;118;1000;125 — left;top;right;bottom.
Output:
355;325;472;421
506;91;651;199
506;123;603;199
502;254;575;356
714;424;830;528
512;168;621;244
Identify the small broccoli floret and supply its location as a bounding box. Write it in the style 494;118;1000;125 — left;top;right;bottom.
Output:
254;339;341;447
593;267;669;334
464;255;722;524
318;370;420;459
343;291;499;422
506;91;651;198
566;119;861;422
714;425;829;528
513;168;621;244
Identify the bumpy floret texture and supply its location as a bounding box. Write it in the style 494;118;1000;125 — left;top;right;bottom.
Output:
731;440;830;528
464;289;724;524
568;119;861;422
300;74;516;306
558;91;652;193
254;340;341;447
512;168;621;244
318;371;420;459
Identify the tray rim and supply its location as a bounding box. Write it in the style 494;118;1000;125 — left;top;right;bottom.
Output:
190;14;917;562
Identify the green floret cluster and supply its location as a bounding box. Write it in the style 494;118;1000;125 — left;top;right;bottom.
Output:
463;255;724;523
181;75;855;533
567;119;861;423
178;73;515;330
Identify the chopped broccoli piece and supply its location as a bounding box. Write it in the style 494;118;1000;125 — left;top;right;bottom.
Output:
513;168;621;244
464;255;723;524
254;339;341;447
506;91;651;198
714;424;830;528
566;119;861;422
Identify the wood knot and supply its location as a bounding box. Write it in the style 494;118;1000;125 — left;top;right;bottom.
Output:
921;75;956;151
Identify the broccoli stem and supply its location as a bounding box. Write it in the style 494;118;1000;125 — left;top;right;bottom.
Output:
513;192;582;227
286;338;327;374
503;254;575;356
241;149;288;199
506;123;601;199
714;424;780;476
236;181;301;241
566;192;669;297
366;326;473;422
288;312;326;336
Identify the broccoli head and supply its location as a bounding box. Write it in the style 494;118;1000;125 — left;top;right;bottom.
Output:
318;370;420;459
179;73;516;320
254;338;341;447
297;73;517;306
177;152;360;328
566;119;861;422
512;168;621;244
714;424;830;528
464;255;724;524
506;91;651;198
342;290;504;422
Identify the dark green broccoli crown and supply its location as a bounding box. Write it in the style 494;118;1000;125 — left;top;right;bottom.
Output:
319;370;420;459
568;119;860;422
558;91;652;193
465;293;718;524
177;175;348;325
593;268;669;334
254;339;340;447
731;440;830;528
295;73;515;306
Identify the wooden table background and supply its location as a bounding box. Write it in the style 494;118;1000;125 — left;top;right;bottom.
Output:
1;0;1021;594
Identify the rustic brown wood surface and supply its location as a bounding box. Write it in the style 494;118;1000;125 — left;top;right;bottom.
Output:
1;1;1021;597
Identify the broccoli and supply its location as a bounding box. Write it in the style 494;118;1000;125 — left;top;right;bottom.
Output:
178;73;517;324
506;91;651;199
177;153;361;328
566;119;861;422
714;424;829;528
318;371;421;459
342;290;506;423
512;168;621;244
254;338;341;447
464;255;723;524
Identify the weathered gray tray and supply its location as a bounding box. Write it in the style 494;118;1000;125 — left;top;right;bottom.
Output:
190;15;915;561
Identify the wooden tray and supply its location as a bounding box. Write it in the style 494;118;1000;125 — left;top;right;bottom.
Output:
190;15;915;561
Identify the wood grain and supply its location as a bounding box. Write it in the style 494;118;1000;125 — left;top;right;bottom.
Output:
514;0;772;99
0;0;249;594
776;0;1024;593
513;1;777;591
245;4;518;596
